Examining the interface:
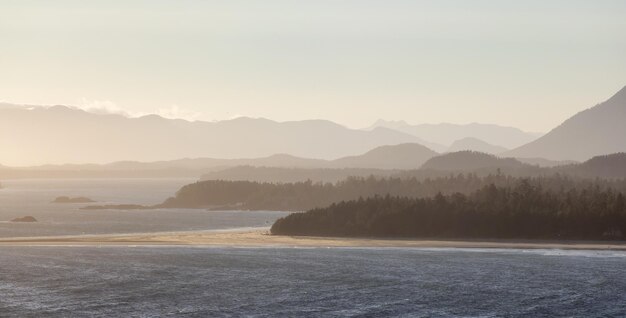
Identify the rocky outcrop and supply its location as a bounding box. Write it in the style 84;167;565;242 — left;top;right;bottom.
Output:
10;216;37;222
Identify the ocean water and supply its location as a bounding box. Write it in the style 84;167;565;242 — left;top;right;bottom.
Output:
0;179;288;237
2;179;626;317
0;246;625;317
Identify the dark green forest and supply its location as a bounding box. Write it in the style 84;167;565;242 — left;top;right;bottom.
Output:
160;173;626;212
271;180;626;240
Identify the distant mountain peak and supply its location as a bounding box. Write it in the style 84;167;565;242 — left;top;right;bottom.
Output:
366;119;410;130
364;142;435;154
421;151;525;171
331;143;438;169
505;85;626;161
372;120;541;149
138;114;166;120
605;85;626;105
447;137;508;155
227;116;274;123
263;153;304;160
374;119;409;126
613;85;626;98
0;106;427;165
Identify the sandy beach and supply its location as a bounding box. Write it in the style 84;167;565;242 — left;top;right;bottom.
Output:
0;229;625;250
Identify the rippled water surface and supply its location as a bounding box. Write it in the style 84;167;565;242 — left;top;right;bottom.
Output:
1;246;625;317
1;179;625;317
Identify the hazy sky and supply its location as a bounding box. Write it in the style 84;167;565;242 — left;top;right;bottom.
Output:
1;0;625;132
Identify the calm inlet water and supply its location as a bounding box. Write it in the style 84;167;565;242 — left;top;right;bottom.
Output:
1;179;625;317
0;179;288;237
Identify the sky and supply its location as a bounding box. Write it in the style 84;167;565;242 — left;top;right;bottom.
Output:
1;0;625;132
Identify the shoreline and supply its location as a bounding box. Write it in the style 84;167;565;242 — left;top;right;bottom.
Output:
1;229;626;251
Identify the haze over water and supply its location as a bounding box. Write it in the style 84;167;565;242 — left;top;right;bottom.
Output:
2;1;625;316
0;179;624;316
0;179;287;238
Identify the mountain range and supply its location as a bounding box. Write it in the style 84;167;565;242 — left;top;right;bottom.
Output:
0;143;438;178
0;103;525;166
369;120;542;149
205;151;626;183
414;151;626;180
4;144;625;182
1;85;625;167
0;105;422;166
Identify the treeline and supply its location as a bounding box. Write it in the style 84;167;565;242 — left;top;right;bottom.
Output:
160;174;626;212
559;153;626;179
200;166;396;184
271;180;626;240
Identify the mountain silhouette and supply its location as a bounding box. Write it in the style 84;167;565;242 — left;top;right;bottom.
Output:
0;105;425;166
418;151;626;179
369;120;541;149
558;153;626;179
198;143;438;182
419;151;529;172
330;143;438;169
0;143;437;178
447;137;508;154
506;86;626;161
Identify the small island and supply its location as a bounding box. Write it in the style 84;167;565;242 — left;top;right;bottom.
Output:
10;216;38;223
52;196;96;203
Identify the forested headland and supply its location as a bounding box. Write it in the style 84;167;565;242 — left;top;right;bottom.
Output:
159;174;626;212
270;180;626;240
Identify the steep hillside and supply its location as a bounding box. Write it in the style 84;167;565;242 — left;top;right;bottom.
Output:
558;153;626;179
506;86;626;161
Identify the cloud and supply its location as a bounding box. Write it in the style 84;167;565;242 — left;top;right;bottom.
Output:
157;104;203;121
76;99;203;121
77;99;133;117
227;113;245;120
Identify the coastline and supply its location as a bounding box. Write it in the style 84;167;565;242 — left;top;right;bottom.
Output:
1;229;626;250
